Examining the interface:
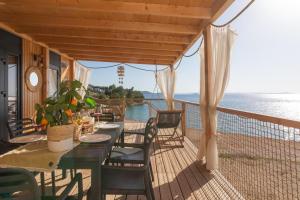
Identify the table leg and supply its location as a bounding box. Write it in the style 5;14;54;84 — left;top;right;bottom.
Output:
121;130;125;147
87;166;101;200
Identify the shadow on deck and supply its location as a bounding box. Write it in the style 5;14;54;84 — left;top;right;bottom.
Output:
37;120;243;200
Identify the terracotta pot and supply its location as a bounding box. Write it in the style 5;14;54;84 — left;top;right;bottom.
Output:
47;124;75;152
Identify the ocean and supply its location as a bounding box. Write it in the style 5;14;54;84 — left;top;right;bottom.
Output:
126;93;300;122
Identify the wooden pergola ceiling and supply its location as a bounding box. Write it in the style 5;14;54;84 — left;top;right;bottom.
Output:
0;0;233;66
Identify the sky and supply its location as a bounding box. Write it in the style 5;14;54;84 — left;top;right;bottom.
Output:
82;0;300;94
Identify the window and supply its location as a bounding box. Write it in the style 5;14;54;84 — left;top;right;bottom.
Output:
47;51;61;97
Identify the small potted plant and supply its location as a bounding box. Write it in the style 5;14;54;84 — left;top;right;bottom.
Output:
35;80;96;152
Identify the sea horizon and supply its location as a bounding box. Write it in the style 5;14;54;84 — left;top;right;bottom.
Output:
128;92;300;122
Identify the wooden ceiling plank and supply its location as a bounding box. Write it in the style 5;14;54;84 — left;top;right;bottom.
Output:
73;55;172;65
0;14;198;34
71;54;173;63
34;36;185;51
2;0;211;19
50;44;181;57
14;26;192;44
61;50;176;60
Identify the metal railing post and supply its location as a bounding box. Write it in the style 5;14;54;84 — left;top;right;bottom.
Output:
181;101;186;137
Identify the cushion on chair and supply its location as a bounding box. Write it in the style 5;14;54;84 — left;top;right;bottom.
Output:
109;147;144;163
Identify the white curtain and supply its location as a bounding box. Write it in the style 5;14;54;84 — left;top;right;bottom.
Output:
47;69;58;97
75;62;91;98
157;67;176;110
197;25;235;170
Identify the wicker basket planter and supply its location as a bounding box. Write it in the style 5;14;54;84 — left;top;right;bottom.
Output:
47;124;75;152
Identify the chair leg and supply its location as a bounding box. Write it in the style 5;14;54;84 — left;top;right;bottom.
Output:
70;169;74;179
51;171;56;196
62;169;67;179
149;177;155;200
145;178;153;200
149;161;154;181
145;188;152;200
40;172;45;196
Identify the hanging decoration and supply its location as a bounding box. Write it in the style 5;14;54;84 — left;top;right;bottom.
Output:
117;65;125;85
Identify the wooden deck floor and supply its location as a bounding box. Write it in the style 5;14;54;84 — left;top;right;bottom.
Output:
38;120;243;200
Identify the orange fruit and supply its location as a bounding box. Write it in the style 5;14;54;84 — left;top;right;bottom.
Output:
70;98;77;106
41;118;48;126
65;109;73;117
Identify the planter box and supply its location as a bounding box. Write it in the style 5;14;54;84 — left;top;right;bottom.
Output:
47;124;75;152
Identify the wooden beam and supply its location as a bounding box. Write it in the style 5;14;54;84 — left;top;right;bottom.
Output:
211;0;235;22
33;36;185;51
1;0;211;19
0;14;198;35
172;0;234;65
71;54;173;62
15;26;191;44
74;55;172;65
60;50;176;61
49;44;180;57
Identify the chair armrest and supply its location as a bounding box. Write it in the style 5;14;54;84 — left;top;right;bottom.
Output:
123;131;145;136
57;173;83;200
113;142;145;148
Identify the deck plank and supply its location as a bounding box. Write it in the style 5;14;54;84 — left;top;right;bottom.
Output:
35;120;243;200
160;129;216;200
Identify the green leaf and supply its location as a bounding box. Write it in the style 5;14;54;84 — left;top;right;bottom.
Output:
85;97;96;108
45;113;54;124
57;95;66;104
61;112;69;125
36;110;43;124
34;103;42;111
69;104;77;112
71;80;82;89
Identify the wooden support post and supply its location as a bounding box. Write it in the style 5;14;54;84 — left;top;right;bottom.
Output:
203;25;212;139
181;102;186;137
70;59;75;81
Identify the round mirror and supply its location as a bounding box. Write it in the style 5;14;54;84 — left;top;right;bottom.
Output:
29;72;39;86
25;67;42;92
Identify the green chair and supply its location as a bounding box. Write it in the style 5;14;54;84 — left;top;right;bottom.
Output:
101;117;158;200
0;168;83;200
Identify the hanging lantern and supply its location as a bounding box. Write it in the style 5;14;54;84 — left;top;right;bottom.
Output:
117;66;125;85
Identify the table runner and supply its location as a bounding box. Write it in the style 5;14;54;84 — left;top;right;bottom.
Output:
0;140;79;172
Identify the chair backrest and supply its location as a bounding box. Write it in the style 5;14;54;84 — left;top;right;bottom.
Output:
156;110;182;129
92;112;115;122
6;118;37;139
143;117;158;164
0;168;40;200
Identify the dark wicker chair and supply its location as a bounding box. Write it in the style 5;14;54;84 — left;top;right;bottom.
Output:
101;117;158;200
5;118;72;196
6;118;42;139
156;110;182;135
0;168;83;200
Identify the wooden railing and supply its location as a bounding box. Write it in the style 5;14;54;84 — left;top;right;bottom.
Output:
144;98;300;200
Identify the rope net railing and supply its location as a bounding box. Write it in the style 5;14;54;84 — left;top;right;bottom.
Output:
217;108;300;200
142;98;300;199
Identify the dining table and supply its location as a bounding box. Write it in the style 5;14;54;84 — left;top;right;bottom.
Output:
59;121;124;200
0;121;124;200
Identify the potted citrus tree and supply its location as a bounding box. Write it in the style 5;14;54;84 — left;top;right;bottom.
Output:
35;80;96;152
